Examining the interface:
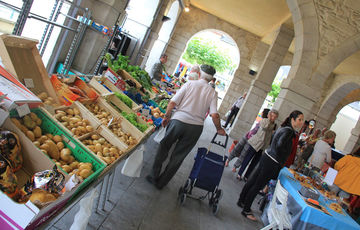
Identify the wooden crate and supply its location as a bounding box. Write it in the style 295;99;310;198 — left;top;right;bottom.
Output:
89;77;141;112
77;126;128;165
78;97;145;144
47;101;101;139
117;69;155;99
0;34;60;104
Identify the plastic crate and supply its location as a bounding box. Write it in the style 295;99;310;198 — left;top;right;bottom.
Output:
10;108;106;198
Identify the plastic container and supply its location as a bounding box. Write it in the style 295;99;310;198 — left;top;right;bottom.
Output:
10;108;106;198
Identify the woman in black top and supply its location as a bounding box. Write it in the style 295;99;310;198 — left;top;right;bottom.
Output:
237;110;304;221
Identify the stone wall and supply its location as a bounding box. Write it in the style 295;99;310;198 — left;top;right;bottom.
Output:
163;6;260;117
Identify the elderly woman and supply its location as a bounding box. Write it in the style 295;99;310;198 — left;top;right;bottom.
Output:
308;130;336;171
237;109;279;180
187;65;200;80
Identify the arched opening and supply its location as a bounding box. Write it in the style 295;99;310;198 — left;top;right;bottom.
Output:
330;102;360;152
251;65;291;128
144;1;180;73
174;29;240;105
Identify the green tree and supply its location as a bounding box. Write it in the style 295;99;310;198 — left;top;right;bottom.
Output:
268;82;281;103
182;37;233;73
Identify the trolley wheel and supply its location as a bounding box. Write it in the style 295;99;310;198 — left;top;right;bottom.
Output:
184;178;191;193
178;186;186;205
212;203;219;215
209;192;215;206
215;189;223;201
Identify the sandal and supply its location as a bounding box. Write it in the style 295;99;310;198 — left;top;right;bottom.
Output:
241;211;257;221
225;159;229;167
232;167;237;173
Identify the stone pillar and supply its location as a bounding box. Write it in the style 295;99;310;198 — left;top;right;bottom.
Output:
137;0;172;67
343;116;360;154
229;24;294;139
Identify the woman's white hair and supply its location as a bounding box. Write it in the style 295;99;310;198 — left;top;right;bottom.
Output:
190;65;200;73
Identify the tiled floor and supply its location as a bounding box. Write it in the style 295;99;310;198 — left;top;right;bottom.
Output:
42;118;265;230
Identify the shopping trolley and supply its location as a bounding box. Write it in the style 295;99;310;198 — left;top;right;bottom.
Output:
178;133;228;215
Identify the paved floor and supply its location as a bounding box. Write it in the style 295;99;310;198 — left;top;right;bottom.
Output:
42;118;264;230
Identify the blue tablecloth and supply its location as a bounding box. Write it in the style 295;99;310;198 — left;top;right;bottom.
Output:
278;168;360;230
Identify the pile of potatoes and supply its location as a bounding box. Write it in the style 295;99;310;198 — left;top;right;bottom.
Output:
108;123;137;146
84;103;119;126
12;115;94;180
81;134;123;164
54;108;94;137
37;92;58;106
11;113;43;142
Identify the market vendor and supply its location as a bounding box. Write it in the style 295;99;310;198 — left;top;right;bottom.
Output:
333;148;360;197
150;54;168;84
146;64;226;189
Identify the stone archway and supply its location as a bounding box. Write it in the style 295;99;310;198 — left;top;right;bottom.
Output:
164;6;260;116
175;29;240;103
317;82;360;128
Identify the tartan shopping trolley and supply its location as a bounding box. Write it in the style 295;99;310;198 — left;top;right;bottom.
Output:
178;133;228;215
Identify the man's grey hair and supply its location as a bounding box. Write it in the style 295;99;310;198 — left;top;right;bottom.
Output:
270;108;279;116
190;65;200;73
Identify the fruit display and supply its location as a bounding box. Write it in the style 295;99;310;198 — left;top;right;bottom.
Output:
54;107;94;137
11;114;94;181
108;123;138;146
81;133;124;164
83;103;119;126
149;106;165;119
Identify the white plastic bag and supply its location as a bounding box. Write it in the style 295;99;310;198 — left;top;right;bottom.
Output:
225;110;231;119
70;189;98;230
153;126;166;144
121;144;144;177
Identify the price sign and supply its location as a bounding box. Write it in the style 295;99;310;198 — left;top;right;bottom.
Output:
16;104;31;117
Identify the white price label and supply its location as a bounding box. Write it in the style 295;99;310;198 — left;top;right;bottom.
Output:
24;78;34;88
0;109;9;126
16;104;31;117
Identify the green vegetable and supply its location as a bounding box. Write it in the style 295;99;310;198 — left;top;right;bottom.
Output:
121;111;148;132
159;100;169;110
114;92;132;108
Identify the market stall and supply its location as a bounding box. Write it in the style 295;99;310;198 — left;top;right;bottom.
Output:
0;34;172;229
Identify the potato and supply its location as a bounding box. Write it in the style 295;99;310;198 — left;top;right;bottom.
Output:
45;140;60;160
56;110;66;116
103;157;112;164
53;135;62;143
60;148;72;162
40;143;50;152
65;108;74;115
103;147;109;154
85;126;93;132
69;161;79;170
33;141;41;148
110;147;118;155
11;118;22;129
41;149;48;155
98;138;105;145
19;125;29;133
95;143;102;153
56;142;64;151
35;118;42;126
46;133;54;139
33;126;42;138
26;130;35;141
62;165;72;173
73;108;80;115
38;135;48;144
91;134;99;140
79;169;92;179
79;162;92;171
70;117;81;123
68;155;75;163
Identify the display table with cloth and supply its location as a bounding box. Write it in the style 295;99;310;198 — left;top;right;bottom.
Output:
274;168;359;230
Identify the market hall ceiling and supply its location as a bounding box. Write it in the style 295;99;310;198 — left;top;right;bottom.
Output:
190;0;360;76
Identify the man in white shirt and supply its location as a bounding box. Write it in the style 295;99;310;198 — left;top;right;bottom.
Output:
223;92;247;128
147;65;226;189
308;130;336;170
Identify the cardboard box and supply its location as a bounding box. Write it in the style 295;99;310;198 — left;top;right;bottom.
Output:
0;118;74;230
0;65;41;110
0;34;60;104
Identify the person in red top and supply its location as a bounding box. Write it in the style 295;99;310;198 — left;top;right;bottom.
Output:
284;132;300;167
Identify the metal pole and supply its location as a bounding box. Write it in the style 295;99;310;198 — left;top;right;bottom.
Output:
38;0;59;51
93;12;121;75
40;0;65;56
27;14;76;31
12;0;34;36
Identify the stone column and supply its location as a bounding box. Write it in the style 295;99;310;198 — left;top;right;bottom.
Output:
229;24;294;139
137;0;172;67
343;116;360;154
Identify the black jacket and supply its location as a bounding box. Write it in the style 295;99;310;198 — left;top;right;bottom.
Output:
265;126;295;166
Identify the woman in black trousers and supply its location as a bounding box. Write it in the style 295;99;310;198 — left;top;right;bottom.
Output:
237;110;304;221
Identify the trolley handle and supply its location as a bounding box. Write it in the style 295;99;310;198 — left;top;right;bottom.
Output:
211;133;228;149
